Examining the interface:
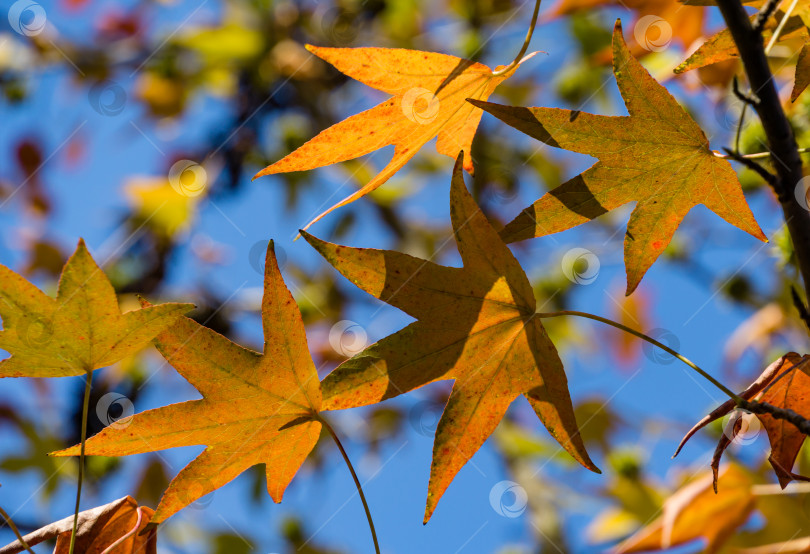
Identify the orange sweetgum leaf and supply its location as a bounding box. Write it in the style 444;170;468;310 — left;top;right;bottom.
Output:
550;0;705;53
52;242;322;523
302;154;599;523
254;46;531;232
0;239;193;377
674;353;810;491
471;20;765;295
615;464;755;554
0;496;155;554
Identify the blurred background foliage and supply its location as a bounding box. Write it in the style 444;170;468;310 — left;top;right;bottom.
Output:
3;0;810;552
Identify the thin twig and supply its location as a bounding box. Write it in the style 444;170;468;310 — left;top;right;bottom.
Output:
535;311;741;401
734;101;748;154
492;0;541;76
754;0;782;33
0;506;35;554
792;286;810;333
733;76;760;106
722;147;781;192
316;414;380;554
68;371;93;554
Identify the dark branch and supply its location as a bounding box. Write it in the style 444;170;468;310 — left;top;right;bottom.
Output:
733;76;760;106
722;148;779;188
738;398;810;435
717;0;810;302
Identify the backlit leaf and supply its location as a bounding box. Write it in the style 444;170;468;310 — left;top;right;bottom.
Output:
0;240;193;377
254;46;531;231
52;243;322;523
302;154;599;523
471;21;765;294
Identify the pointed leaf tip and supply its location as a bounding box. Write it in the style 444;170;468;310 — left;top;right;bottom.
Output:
312;167;595;519
477;15;763;291
254;46;520;228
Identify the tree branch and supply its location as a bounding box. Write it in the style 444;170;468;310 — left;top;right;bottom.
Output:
717;0;810;301
738;398;810;435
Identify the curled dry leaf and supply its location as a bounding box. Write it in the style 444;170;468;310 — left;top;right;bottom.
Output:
0;496;155;554
615;464;756;554
303;153;598;523
254;46;531;231
52;243;322;523
0;239;194;377
674;352;810;490
471;21;765;295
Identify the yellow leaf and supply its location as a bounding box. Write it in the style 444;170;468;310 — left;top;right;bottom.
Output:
52;243;322;523
0;240;193;377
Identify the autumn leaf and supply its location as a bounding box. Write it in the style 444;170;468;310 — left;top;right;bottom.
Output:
302;153;599;523
0;496;155;554
795;43;810;102
550;0;705;53
470;20;765;294
0;239;193;378
674;352;810;490
615;464;756;554
254;46;531;232
52;242;322;523
674;5;810;101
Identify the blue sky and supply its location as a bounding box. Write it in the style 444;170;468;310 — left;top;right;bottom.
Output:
0;1;801;552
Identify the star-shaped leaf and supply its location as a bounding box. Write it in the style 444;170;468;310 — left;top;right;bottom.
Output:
470;20;766;294
0;239;193;377
302;154;599;523
674;352;810;490
52;242;323;523
254;46;530;231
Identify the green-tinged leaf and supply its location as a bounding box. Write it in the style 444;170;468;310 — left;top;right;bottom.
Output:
0;239;193;377
471;21;765;294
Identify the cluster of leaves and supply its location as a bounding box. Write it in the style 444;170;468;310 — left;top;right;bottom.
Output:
7;0;810;552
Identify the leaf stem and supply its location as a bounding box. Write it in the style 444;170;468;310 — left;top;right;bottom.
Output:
765;0;797;54
535;311;741;401
0;505;35;554
492;0;542;76
316;414;380;554
68;370;93;554
714;147;810;159
100;507;143;554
